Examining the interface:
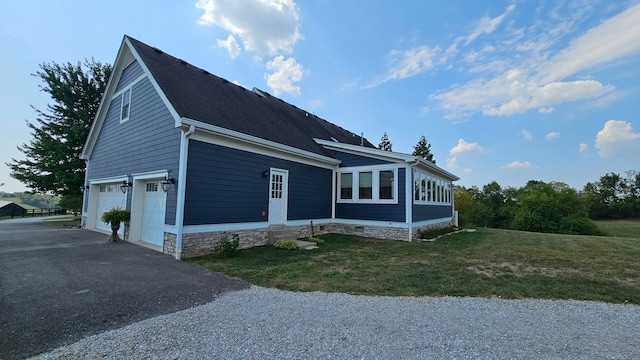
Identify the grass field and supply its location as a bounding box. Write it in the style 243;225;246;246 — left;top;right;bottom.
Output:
190;220;640;304
595;219;640;239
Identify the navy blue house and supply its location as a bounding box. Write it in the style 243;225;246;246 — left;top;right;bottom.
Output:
81;36;459;259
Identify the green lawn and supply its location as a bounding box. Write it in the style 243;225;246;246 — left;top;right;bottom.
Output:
190;223;640;304
595;219;640;239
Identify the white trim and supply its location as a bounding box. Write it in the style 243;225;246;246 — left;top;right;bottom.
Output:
332;218;409;228
337;165;399;204
405;166;413;242
89;175;129;185
285;218;334;226
315;138;460;181
130;169;169;180
183;221;270;234
174;125;195;259
164;225;178;234
412;217;453;228
182;118;341;169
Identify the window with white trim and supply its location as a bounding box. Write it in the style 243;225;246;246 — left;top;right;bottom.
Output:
414;170;452;205
120;87;131;122
337;166;397;203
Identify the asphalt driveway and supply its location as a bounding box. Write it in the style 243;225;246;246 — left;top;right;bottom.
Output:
0;218;248;360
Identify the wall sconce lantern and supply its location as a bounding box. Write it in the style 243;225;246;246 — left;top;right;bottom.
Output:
79;185;89;193
161;176;175;192
120;180;132;193
262;170;269;177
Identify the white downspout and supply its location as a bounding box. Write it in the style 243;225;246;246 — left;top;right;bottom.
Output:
174;124;195;260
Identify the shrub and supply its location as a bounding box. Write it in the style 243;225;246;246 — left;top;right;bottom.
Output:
274;240;299;250
213;233;240;258
307;237;325;244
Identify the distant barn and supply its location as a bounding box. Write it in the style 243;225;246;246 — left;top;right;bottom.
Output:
0;201;27;217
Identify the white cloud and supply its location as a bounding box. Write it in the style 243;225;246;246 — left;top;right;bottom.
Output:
308;99;323;110
264;55;303;96
541;4;640;83
365;46;439;88
464;168;473;174
464;4;516;45
446;156;458;169
431;3;639;118
196;0;302;56
546;132;560;140
450;138;484;156
595;120;640;157
503;161;532;169
579;143;588;153
216;34;241;58
520;130;532;140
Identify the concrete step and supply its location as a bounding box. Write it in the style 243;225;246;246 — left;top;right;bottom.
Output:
295;240;318;250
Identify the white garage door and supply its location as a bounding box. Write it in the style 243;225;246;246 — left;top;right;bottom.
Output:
141;181;166;246
95;184;126;235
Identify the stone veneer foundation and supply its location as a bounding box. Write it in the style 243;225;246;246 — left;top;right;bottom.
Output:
162;219;452;259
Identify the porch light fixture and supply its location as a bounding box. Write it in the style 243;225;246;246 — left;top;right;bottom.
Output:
161;176;175;192
79;185;89;193
120;180;132;193
262;170;269;177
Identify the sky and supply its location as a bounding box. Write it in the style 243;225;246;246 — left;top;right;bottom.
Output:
1;0;639;194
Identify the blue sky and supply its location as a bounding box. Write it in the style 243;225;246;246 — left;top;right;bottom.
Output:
1;0;639;194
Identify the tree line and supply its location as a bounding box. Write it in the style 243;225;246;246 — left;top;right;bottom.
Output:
455;170;639;236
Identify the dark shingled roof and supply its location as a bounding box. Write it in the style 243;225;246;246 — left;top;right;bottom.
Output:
127;36;374;158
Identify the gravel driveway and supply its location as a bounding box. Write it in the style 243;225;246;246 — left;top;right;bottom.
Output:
32;286;640;359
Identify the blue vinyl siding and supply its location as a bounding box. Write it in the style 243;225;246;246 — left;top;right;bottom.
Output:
86;76;180;225
329;150;393;167
184;140;332;225
412;204;452;222
115;60;144;92
336;169;405;222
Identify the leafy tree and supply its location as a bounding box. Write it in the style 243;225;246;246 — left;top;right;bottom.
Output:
6;59;112;209
412;135;436;164
583;171;640;219
377;132;392;151
453;186;473;213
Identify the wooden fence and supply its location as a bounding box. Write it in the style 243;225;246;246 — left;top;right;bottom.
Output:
3;208;67;218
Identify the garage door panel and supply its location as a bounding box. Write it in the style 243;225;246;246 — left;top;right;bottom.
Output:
141;181;165;246
95;184;126;235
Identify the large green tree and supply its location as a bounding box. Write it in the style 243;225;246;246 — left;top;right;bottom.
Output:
7;59;112;210
412;135;436;164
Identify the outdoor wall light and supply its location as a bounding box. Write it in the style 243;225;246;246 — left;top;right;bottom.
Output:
120;180;132;193
161;176;175;192
262;170;269;177
79;185;89;193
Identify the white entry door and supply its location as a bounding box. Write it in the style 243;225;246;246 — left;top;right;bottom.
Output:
268;169;288;224
95;183;126;235
141;181;166;246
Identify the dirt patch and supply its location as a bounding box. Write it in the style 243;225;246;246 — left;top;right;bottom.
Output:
467;262;580;278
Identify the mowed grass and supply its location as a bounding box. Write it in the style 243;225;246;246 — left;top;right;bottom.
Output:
190;221;640;304
595;219;640;239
